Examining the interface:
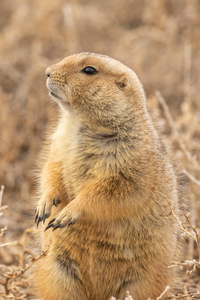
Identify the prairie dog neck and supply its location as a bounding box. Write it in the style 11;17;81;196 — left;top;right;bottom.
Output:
53;108;157;182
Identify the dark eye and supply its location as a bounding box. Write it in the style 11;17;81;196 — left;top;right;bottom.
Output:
81;66;97;75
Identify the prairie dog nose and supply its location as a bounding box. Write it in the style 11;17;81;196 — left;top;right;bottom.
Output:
45;67;52;77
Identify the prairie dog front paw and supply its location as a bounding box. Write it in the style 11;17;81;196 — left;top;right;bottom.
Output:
35;190;61;226
45;204;81;231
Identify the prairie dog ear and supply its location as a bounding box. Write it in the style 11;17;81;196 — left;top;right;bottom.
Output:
116;76;129;90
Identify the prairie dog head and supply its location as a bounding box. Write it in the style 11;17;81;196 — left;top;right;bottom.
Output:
46;52;146;127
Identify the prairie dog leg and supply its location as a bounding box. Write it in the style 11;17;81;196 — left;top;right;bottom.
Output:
36;254;88;300
35;157;64;226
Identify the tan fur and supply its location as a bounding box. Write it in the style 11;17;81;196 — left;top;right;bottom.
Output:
34;52;180;300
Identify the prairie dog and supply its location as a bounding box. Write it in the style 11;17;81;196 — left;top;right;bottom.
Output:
35;52;180;300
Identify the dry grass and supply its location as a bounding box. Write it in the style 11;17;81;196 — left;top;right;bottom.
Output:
0;0;200;299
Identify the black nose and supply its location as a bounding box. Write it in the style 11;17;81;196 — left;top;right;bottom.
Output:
45;67;51;77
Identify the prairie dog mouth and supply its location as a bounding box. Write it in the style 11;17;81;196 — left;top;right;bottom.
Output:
46;78;61;100
49;91;60;99
46;78;71;110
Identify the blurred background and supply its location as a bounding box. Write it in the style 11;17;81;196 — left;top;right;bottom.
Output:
0;0;200;298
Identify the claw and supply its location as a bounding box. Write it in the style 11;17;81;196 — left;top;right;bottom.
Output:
48;218;56;225
45;222;54;232
68;219;76;226
44;218;56;231
37;216;42;227
52;224;63;231
43;213;49;224
53;196;61;207
35;213;38;223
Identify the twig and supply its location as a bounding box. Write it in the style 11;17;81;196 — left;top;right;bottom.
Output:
169;259;200;275
184;213;200;261
18;228;35;269
0;294;27;300
5;247;49;279
156;91;200;169
170;207;196;240
0;205;8;212
1;247;49;297
156;91;179;134
156;285;170;300
183;169;200;187
5;277;9;295
183;285;190;300
125;290;134;300
169;291;200;299
183;43;192;103
0;185;5;206
169;204;200;276
0;226;8;238
0;242;12;248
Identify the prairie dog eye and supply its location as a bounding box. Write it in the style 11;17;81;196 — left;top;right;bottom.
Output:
81;66;97;75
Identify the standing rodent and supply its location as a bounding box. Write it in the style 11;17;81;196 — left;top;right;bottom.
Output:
35;52;180;300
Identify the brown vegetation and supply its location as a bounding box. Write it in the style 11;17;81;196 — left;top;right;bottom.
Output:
0;0;200;299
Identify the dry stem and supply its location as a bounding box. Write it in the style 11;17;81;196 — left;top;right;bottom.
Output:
0;226;8;238
0;185;5;206
5;247;49;279
156;285;170;300
156;91;200;169
183;169;200;187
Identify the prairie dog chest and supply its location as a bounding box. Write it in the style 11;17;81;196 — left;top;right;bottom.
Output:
52;113;90;196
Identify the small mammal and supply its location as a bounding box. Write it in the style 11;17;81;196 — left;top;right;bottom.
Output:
35;52;180;300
